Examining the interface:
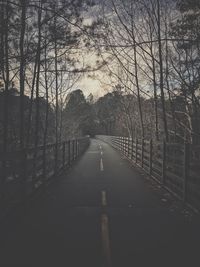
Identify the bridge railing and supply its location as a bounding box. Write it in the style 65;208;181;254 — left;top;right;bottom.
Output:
96;135;200;212
0;137;89;216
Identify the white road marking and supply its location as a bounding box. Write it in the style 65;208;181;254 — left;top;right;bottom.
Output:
101;190;112;266
101;190;107;206
100;158;104;171
101;213;112;267
101;151;103;156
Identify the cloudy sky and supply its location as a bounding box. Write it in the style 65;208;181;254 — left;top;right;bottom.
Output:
72;0;111;98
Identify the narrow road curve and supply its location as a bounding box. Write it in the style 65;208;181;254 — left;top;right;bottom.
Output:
0;139;200;267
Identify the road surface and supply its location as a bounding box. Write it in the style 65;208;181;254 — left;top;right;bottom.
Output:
0;138;200;266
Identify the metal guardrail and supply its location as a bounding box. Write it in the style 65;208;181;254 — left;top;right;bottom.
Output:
96;135;200;212
0;137;90;216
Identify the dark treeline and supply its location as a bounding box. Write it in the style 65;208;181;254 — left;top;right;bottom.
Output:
62;87;200;144
0;86;55;150
1;86;192;145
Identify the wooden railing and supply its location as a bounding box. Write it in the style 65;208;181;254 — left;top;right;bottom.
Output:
96;135;200;212
0;137;90;216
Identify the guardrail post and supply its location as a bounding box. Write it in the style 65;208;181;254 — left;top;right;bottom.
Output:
149;139;153;176
141;138;144;168
74;140;76;160
77;140;79;156
131;138;134;160
54;143;58;175
76;139;78;158
162;140;166;185
135;138;138;163
127;138;129;157
1;154;7;201
128;138;130;158
68;140;71;165
126;138;128;155
114;137;117;149
21;149;27;200
183;142;189;203
72;140;75;161
42;146;47;189
62;142;66;168
124;137;126;155
76;140;78;159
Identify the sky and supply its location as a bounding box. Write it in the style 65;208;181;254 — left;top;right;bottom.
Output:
74;51;112;98
78;76;107;98
71;0;111;98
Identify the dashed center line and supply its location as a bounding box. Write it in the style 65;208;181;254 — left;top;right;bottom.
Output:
101;190;107;206
101;190;112;267
100;158;104;171
101;213;112;267
99;145;111;265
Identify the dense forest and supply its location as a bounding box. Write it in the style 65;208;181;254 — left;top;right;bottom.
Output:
0;0;200;154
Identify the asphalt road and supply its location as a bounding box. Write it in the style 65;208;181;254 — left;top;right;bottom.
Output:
0;138;200;267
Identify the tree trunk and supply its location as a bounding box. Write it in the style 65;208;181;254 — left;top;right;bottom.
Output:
54;13;59;174
133;42;145;139
19;0;26;150
1;0;9;197
42;29;49;185
157;0;168;141
33;1;42;181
